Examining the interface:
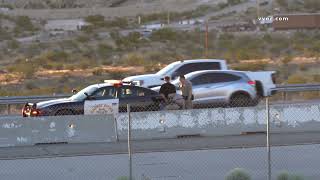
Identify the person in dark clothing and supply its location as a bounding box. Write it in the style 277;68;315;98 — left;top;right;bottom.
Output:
159;76;176;102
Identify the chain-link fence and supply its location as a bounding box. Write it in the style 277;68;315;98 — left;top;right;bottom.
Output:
0;89;320;180
121;90;320;180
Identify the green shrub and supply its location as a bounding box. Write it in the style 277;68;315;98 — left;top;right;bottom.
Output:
313;74;320;83
108;70;127;79
76;35;90;43
276;0;288;7
79;61;91;69
84;15;105;27
59;40;79;51
14;16;36;32
38;51;70;64
277;171;290;180
150;28;177;41
92;68;104;76
228;0;242;6
7;40;20;49
0;27;12;40
81;25;94;34
0;4;14;10
287;74;308;84
102;59;113;65
64;64;76;71
225;168;251;180
114;32;142;50
233;62;268;71
97;43;113;58
217;2;228;9
121;53;146;66
304;0;320;11
290;174;304;180
105;17;129;28
116;176;134;180
277;171;304;180
6;60;38;78
25;81;37;90
281;56;293;64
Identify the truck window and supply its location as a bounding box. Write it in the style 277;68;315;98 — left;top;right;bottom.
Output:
175;62;221;76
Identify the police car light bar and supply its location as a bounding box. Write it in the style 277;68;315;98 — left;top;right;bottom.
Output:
104;80;139;86
104;80;122;84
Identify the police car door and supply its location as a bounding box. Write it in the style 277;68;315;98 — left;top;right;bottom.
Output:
118;85;151;112
84;86;119;115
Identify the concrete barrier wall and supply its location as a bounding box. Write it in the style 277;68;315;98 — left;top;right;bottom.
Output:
0;115;117;147
0;102;319;147
116;102;320;141
270;103;320;133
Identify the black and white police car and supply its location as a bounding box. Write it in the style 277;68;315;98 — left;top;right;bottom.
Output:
22;80;164;117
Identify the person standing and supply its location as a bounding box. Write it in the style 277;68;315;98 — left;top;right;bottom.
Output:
179;75;193;109
159;76;176;102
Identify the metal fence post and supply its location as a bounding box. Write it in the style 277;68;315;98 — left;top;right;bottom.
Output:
266;97;271;180
113;116;119;142
127;104;133;180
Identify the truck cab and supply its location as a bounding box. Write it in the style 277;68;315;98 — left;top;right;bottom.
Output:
123;59;228;88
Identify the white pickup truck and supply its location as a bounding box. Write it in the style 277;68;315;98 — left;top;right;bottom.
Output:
123;59;277;97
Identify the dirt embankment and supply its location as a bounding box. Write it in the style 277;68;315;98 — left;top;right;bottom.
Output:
0;65;144;85
1;56;319;85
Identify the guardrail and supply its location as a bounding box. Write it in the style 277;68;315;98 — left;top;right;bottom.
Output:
0;94;70;105
271;84;320;92
0;84;319;115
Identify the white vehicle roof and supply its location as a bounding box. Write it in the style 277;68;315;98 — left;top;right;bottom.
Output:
184;70;246;77
174;59;226;63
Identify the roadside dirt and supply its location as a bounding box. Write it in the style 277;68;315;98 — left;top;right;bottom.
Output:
0;56;318;85
0;65;145;85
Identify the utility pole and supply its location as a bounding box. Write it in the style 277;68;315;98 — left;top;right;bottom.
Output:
138;0;144;25
257;0;260;18
205;19;209;58
256;0;261;31
167;11;170;25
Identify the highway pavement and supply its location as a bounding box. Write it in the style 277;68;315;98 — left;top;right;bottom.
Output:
1;132;320;160
0;141;319;180
0;132;320;179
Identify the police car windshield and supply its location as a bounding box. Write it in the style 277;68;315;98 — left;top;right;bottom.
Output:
156;62;180;76
70;85;99;101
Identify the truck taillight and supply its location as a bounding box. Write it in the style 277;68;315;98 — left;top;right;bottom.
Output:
248;81;256;86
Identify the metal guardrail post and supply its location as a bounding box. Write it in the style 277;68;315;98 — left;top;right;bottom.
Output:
127;104;133;180
266;97;271;180
7;104;11;115
283;91;287;101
